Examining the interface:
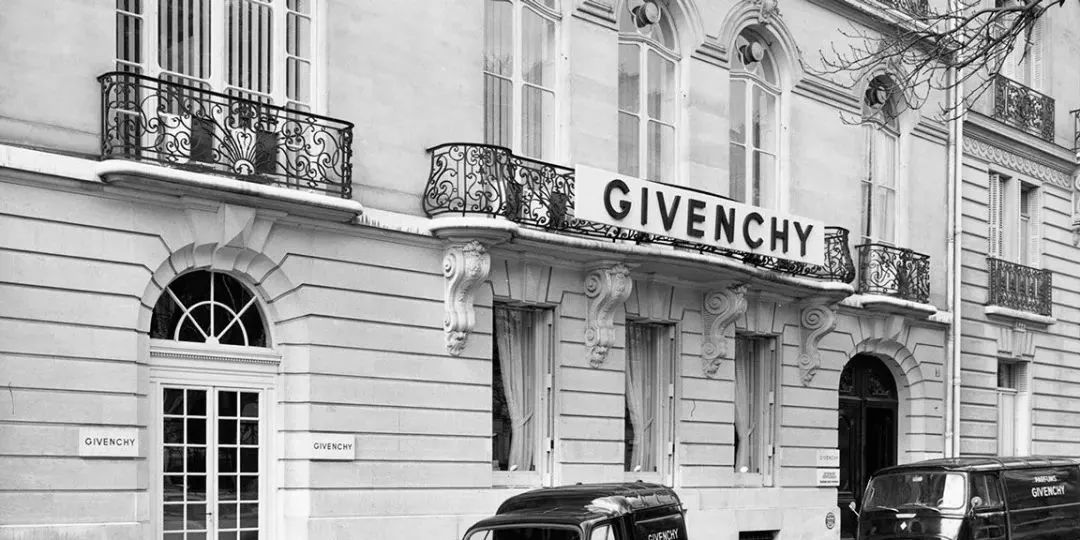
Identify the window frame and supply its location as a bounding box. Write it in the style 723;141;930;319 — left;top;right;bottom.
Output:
732;334;779;486
623;320;677;485
491;303;556;487
729;31;781;208
988;173;1042;267
483;0;562;160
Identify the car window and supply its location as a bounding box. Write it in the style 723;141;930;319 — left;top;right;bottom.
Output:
590;523;614;540
971;473;1003;509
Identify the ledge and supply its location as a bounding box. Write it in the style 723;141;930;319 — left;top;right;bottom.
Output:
96;160;364;223
984;305;1055;326
840;293;937;318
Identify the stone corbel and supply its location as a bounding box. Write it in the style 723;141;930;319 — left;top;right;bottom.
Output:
443;241;491;356
585;263;633;367
701;285;749;377
797;302;838;385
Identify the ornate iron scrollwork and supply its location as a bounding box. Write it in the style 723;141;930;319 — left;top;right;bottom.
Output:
855;243;931;304
992;74;1055;143
987;257;1052;316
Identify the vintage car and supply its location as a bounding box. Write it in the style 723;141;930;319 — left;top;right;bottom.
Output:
463;482;688;540
854;455;1080;540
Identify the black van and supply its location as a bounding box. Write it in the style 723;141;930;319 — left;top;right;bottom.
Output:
463;483;688;540
855;456;1080;540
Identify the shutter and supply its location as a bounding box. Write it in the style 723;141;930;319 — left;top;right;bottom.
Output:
1030;18;1045;90
1029;188;1042;268
997;390;1017;456
988;173;1003;257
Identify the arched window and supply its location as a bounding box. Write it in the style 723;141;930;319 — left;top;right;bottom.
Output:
483;0;561;159
151;270;268;347
618;1;678;182
861;75;900;244
729;28;779;207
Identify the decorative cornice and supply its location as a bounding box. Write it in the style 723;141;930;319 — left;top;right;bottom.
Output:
572;0;617;29
701;285;749;377
443;241;492;356
692;39;728;68
792;76;860;114
963;137;1071;188
797;303;838;385
584;263;633;367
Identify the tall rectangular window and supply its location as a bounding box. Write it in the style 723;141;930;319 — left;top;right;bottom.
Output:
625;322;676;484
861;127;898;244
988;173;1041;266
733;335;777;484
483;0;558;160
996;359;1017;456
492;305;554;486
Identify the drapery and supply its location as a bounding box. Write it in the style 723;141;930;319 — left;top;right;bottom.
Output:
733;338;757;472
494;307;536;472
625;324;657;473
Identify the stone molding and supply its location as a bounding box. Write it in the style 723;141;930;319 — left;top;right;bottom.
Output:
584;263;633;367
573;0;617;29
443;241;491;356
963;137;1071;188
701;285;749;377
997;325;1037;360
797;302;838;385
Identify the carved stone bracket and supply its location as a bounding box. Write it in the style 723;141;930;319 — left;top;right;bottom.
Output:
443;241;491;356
584;263;633;367
701;285;748;377
797;303;838;385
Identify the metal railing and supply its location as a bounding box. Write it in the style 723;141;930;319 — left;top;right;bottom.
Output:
98;71;354;198
876;0;930;17
423;143;856;283
1071;109;1080;152
991;73;1055;143
987;258;1052;316
855;243;931;304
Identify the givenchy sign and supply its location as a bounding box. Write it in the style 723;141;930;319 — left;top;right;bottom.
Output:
574;165;825;266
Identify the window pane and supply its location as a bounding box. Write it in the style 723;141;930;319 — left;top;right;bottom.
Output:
618;112;640;177
646;51;675;122
875;131;897;189
861;178;873;240
752;86;777;152
158;0;211;79
753;151;775;208
493;307;541;473
875;186;895;243
729;143;746;203
484;0;512;77
522;8;555;87
730;80;746;143
226;0;274;95
647;121;674;183
286;12;310;57
618;44;640;113
286;57;310;103
484;74;512;147
521;86;554;159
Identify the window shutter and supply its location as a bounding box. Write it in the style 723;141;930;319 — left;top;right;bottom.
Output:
1029;188;1042;268
1030;19;1045;90
988;174;1003;257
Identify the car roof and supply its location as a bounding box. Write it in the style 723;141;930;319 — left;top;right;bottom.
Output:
466;482;683;531
874;455;1080;475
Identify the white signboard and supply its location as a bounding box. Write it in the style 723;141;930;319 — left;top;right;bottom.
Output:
79;427;139;457
574;165;826;266
817;449;840;468
290;433;356;460
817;468;841;487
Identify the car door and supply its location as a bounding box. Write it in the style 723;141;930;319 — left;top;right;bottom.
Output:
969;472;1007;540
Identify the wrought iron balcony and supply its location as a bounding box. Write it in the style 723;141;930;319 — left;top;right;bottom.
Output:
98;71;354;198
987;257;1052;316
1071;109;1080;151
875;0;929;17
991;73;1055;142
855;243;931;304
424;143;856;283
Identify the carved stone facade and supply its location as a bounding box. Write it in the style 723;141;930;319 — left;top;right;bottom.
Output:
584;263;633;367
701;285;748;377
797;302;839;385
442;240;491;356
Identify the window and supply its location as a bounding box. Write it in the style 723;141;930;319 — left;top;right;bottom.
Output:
997;1;1045;91
151;270;268;347
733;335;777;483
996;359;1031;456
625;322;676;483
971;472;1004;509
729;29;779;207
988;173;1041;266
484;0;559;159
115;0;316;109
861;76;899;244
492;305;555;486
618;0;678;182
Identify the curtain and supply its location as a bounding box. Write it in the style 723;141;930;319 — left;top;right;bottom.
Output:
733;338;756;472
495;307;536;472
626;324;657;473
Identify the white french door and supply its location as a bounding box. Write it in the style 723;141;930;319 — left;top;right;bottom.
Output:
155;383;269;540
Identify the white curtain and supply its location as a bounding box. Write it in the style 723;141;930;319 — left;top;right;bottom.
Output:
626;324;657;472
733;338;757;472
495;307;536;472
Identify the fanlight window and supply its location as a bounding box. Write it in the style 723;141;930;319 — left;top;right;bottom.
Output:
151;270;268;347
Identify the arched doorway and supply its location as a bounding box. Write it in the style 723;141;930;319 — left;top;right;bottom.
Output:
837;354;898;539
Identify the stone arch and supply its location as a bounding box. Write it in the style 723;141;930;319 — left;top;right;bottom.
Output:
613;0;706;58
716;0;805;87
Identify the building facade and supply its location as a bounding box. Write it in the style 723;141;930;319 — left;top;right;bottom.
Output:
0;0;1073;540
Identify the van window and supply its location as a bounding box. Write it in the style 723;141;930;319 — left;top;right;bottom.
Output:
590;524;613;540
970;473;1003;509
466;527;580;540
864;472;966;511
1001;467;1080;510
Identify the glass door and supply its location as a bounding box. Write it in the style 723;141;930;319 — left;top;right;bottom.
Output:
160;385;264;540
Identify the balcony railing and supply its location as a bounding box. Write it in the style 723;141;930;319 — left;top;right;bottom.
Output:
423;143;856;283
1070;109;1080;151
987;258;1052;316
991;74;1055;142
99;71;354;198
855;243;931;304
876;0;929;17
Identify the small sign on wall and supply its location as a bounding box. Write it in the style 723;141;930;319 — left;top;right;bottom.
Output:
79;427;140;457
816;449;840;468
289;433;356;460
817;468;841;487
